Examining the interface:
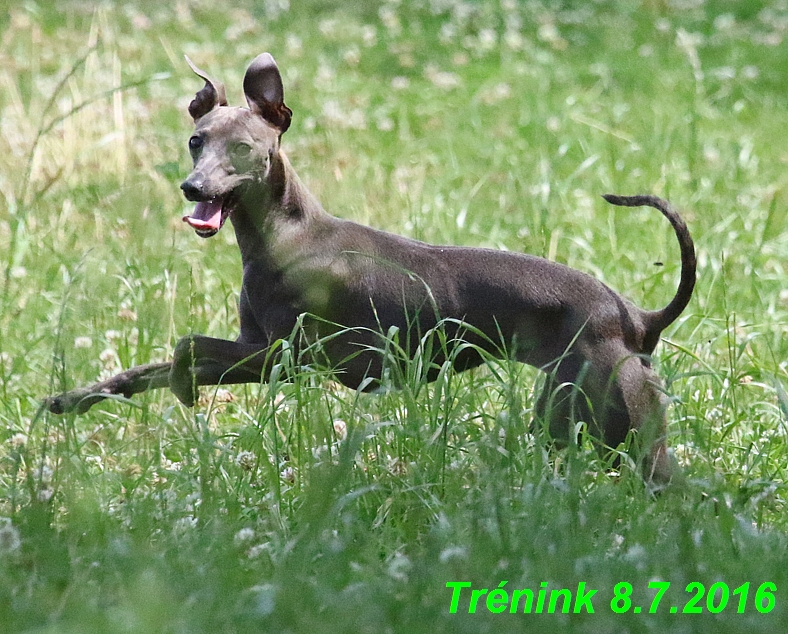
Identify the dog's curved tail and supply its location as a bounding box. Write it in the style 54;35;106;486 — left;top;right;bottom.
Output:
602;194;696;351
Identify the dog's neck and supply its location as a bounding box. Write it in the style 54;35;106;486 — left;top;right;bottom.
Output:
230;150;328;266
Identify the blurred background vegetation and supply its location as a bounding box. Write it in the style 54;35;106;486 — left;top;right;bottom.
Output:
1;0;787;631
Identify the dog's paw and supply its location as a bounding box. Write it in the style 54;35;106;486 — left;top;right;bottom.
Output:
44;387;107;415
44;395;67;415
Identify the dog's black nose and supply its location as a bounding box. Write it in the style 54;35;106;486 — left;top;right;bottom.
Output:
180;179;204;201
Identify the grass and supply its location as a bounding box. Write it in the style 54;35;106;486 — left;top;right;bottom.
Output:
1;0;788;631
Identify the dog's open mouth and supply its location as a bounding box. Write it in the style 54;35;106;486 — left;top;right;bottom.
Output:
182;198;230;238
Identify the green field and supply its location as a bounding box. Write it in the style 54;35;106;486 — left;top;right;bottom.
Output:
1;0;788;631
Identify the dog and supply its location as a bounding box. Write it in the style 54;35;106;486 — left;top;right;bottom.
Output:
46;53;696;484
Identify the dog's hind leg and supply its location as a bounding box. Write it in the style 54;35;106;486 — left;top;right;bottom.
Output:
534;374;587;446
582;349;675;484
533;350;675;485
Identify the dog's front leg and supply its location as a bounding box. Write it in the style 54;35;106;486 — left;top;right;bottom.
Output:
169;334;273;406
46;362;173;414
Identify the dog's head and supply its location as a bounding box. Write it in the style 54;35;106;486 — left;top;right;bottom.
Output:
180;53;292;237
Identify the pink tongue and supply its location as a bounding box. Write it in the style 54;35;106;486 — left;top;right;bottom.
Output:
182;200;222;231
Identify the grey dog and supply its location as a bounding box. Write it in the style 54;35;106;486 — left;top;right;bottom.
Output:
47;53;696;483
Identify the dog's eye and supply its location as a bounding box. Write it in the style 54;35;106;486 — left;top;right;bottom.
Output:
232;143;252;159
188;136;203;151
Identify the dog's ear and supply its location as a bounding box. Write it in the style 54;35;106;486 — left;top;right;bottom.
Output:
243;53;292;134
185;56;228;122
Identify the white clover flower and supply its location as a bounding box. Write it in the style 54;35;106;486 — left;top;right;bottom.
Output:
117;307;137;322
424;65;461;90
439;545;467;563
99;348;120;369
0;518;21;554
391;76;410;90
74;336;93;349
235;450;257;471
37;464;54;484
234;527;255;545
333;419;348;440
362;25;377;47
387;553;411;582
478;28;497;51
280;466;295;483
714;14;736;30
741;66;759;80
173;516;198;533
379;6;401;34
504;30;524;50
285;34;303;57
37;487;54;503
247;543;269;559
376;117;394;132
343;46;361;66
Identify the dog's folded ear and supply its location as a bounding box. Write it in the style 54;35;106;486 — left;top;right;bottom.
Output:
185;55;228;122
243;53;292;134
